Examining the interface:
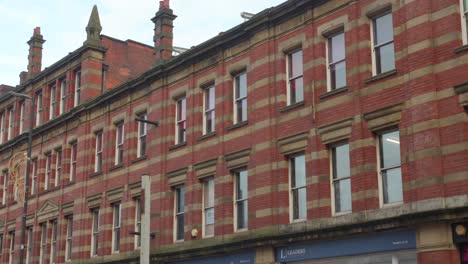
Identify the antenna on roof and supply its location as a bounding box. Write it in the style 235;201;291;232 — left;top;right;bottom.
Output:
240;12;255;21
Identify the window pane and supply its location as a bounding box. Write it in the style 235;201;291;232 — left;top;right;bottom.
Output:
290;50;303;78
333;144;350;179
176;214;184;240
334;178;352;212
292;155;306;188
205;208;215;225
177;187;185;212
237;171;248;200
381;130;401;168
377;43;395;73
293;187;307;220
464;0;468;9
237;200;248;229
375;13;393;44
330;33;345;62
383;167;403;204
331;61;346;90
292;77;304;103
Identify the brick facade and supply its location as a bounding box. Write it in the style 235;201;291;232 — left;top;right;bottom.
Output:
0;0;467;263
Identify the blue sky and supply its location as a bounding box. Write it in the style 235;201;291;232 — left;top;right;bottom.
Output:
0;0;285;86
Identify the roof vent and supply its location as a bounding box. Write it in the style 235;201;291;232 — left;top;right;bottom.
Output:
240;12;255;21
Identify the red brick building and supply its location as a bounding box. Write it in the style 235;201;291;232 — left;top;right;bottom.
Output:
0;0;467;263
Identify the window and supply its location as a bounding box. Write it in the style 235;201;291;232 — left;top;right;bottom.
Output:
70;142;77;182
372;12;395;75
50;220;57;264
91;208;99;256
7;107;13;141
137;113;147;158
290;154;307;221
65;215;73;261
114;122;124;165
74;71;81;107
174;185;185;241
8;231;14;264
203;85;215;134
1;170;7;205
36;91;43;126
26;227;33;264
39;223;47;264
327;31;346;90
233;72;247;123
379;130;403;205
54;149;62;187
31;159;38;195
0;111;5;144
95;131;103;173
50;84;56;119
175;97;186;144
134;199;142;248
0;234;3;259
287;50;304;104
203;178;215;237
461;0;468;44
112;203;121;252
60;79;66;115
234;169;248;231
331;143;352;214
45;153;52;190
19;101;25;134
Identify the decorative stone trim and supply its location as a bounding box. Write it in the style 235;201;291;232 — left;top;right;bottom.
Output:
62;201;74;215
166;167;188;186
365;69;398;84
129;181;142;198
365;2;392;18
37;200;59;222
106;186;124;204
321;23;344;38
26;213;34;226
363;103;403;132
193;158;218;179
454;82;468;108
317;118;354;145
87;193;103;209
319;86;348;100
277;131;309;156
224;148;251;170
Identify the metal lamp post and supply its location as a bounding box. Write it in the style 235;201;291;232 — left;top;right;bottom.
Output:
9;91;34;264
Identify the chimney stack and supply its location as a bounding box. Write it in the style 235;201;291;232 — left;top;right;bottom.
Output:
27;27;46;78
151;0;176;64
19;71;28;85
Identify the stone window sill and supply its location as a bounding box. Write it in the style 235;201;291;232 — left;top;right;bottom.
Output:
110;164;124;172
455;44;468;54
280;101;305;113
227;121;248;131
319;86;349;100
365;69;398;84
89;171;103;178
39;186;60;195
196;132;216;141
131;155;147;164
63;180;75;187
169;142;187;151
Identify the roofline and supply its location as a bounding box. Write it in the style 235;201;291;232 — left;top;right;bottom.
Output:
101;34;154;50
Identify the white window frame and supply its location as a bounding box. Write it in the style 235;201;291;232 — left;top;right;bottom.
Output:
286;49;304;105
137;113;147;158
65;215;73;261
70;142;77;182
174;185;185;242
8;231;14;264
54;149;62;187
233;71;247;124
2;170;7;205
36;91;42;127
50;220;57;264
60;79;66;115
74;71;81;107
39;222;47;264
19;101;25;134
0;111;5;144
45;153;51;190
114;122;124;166
289;154;307;222
134;198;142;249
95;132;103;173
49;84;56;120
326;31;347;91
91;208;99;257
234;169;248;232
112;203;121;253
26;227;33;264
330;142;352;216
203;85;215;135
7;107;13;141
461;0;468;45
31;159;37;195
202;177;215;238
0;234;3;259
370;11;395;76
175;97;186;145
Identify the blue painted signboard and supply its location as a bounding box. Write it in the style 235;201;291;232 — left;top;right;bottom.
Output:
275;229;416;263
170;249;255;264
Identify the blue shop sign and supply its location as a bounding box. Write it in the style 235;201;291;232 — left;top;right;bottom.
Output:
275;229;416;263
170;249;255;264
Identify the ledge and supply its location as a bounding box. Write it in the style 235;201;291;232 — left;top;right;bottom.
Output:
454;44;468;54
131;155;147;164
279;101;305;113
319;86;349;100
196;132;216;142
226;121;248;131
39;186;60;195
109;164;124;172
89;171;103;178
169;142;187;151
63;180;75;187
365;69;398;84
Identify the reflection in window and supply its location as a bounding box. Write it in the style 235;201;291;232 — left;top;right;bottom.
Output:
235;169;248;230
328;32;346;90
287;50;304;104
379;130;403;204
373;13;395;74
290;154;307;221
331;143;352;213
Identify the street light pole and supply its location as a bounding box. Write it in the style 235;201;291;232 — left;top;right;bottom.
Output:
10;91;34;264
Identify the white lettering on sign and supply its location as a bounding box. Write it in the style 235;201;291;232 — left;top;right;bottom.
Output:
392;240;408;245
280;248;306;259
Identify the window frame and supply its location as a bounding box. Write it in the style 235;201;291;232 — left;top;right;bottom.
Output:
39;222;47;264
330;142;352;215
26;227;33;264
202;177;215;237
60;79;66;115
91;208;100;257
0;111;5;144
1;170;7;205
203;85;216;135
0;234;3;258
289;153;307;222
95;131;103;173
49;84;57;120
54;149;62;187
19;101;25;134
50;220;57;264
65;215;73;261
371;11;395;75
175;97;186;145
70;142;77;182
114;122;124;166
8;231;14;264
286;49;304;105
112;203;121;252
462;0;468;45
233;71;248;124
134;198;142;248
137;112;147;158
234;169;248;232
36;90;43;127
74;70;81;107
31;158;38;195
6;107;13;141
174;185;185;242
45;152;52;190
326;30;347;91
